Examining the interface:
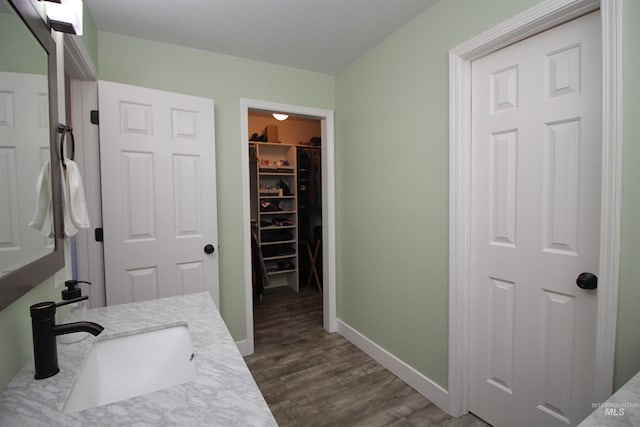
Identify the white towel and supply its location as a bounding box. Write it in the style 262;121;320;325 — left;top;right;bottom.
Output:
29;160;54;238
62;159;90;237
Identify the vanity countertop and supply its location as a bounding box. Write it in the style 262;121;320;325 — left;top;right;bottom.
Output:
579;370;640;426
0;292;277;427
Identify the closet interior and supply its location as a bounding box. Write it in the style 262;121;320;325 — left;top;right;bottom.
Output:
248;110;322;301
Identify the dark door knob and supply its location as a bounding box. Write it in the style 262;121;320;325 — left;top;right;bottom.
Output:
577;272;597;290
204;244;215;254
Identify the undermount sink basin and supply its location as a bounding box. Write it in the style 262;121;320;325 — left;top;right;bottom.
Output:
63;323;198;413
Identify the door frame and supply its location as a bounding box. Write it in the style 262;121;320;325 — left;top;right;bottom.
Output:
69;80;104;307
239;98;337;356
448;0;622;417
64;34;105;307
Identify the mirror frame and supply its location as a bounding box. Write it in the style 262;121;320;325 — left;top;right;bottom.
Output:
0;0;63;310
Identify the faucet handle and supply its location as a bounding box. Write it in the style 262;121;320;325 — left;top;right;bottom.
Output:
29;297;88;319
55;295;88;308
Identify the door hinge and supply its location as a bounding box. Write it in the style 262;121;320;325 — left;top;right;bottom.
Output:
90;110;99;125
95;227;103;242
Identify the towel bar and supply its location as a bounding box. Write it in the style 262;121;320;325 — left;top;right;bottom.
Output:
58;123;75;169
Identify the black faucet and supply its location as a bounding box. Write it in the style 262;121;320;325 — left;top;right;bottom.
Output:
30;297;104;380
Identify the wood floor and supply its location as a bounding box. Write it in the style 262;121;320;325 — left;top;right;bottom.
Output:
244;287;488;427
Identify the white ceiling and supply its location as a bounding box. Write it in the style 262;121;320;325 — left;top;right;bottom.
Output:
85;0;437;75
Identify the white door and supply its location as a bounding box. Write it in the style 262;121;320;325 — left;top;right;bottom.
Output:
0;72;52;274
98;81;219;307
470;11;601;426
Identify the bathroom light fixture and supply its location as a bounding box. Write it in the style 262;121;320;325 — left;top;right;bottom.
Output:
272;113;289;121
41;0;83;35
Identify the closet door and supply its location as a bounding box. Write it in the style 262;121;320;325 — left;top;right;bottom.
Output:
469;12;601;426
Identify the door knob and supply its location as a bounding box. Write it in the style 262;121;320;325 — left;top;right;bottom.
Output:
576;272;597;290
204;244;215;255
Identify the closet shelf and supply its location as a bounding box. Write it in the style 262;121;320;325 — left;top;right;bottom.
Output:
259;210;296;215
260;225;296;231
261;239;296;246
250;140;299;292
263;254;297;261
259;195;295;199
259;172;295;176
267;269;296;276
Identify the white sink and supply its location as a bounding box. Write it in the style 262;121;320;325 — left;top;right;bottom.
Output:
63;323;198;413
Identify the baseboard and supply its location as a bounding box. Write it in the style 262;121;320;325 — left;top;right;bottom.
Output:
235;339;253;357
337;319;449;413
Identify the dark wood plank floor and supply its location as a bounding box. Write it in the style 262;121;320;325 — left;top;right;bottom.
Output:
244;287;488;427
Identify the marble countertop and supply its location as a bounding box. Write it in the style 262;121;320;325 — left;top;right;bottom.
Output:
579;371;640;426
0;292;277;427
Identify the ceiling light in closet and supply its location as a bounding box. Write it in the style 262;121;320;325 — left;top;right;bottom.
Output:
272;113;289;121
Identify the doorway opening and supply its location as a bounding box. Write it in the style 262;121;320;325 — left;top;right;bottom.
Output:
248;110;323;297
239;99;336;356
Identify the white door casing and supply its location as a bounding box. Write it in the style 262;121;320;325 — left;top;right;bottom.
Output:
239;98;337;356
449;0;623;420
98;81;219;307
65;31;104;308
470;11;600;426
70;79;104;308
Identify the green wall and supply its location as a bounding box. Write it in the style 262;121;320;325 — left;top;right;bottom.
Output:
73;0;99;70
615;0;640;390
97;31;335;340
335;0;544;389
0;12;47;74
335;0;640;391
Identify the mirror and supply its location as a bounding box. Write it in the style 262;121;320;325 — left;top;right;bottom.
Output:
0;0;63;310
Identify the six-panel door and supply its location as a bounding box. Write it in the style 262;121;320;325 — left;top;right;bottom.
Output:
98;81;219;307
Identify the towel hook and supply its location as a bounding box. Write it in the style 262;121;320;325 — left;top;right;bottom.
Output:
58;123;75;170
